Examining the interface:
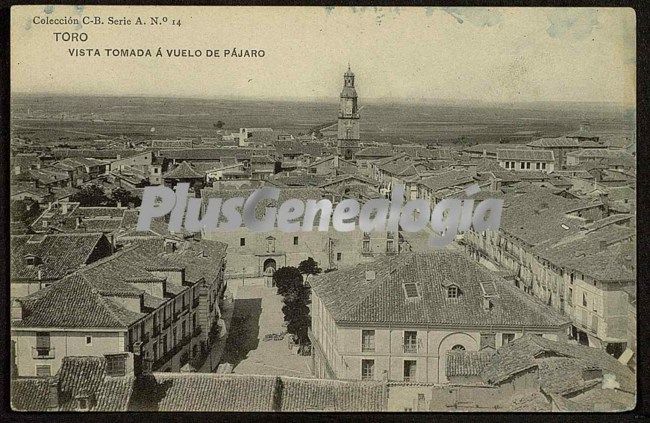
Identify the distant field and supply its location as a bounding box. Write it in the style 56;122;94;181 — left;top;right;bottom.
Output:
10;95;635;147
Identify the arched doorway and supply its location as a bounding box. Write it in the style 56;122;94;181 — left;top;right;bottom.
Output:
263;258;277;273
263;258;277;287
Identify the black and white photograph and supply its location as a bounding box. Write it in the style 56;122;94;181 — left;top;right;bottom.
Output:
8;5;637;412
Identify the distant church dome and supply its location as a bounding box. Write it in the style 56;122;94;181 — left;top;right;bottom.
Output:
344;65;355;78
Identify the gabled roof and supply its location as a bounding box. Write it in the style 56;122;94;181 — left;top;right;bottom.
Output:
162;161;205;179
11;233;109;280
527;137;603;149
15;271;145;328
480;334;635;395
418;170;476;193
310;251;570;328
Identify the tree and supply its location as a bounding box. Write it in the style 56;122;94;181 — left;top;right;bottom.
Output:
273;267;311;345
298;257;322;276
111;187;141;207
70;184;111;206
11;198;41;226
273;266;303;297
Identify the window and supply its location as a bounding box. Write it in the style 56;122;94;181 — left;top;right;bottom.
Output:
541;163;547;170
404;360;417;382
162;335;168;354
583;293;588;307
536;162;541;170
451;344;465;351
480;333;496;349
154;168;159;174
293;236;299;246
240;238;246;247
362;330;375;352
85;336;92;345
568;288;573;305
152;342;158;361
520;162;525;170
36;365;51;377
404;331;417;353
447;286;459;298
362;239;371;252
386;239;395;253
336;253;342;261
106;354;126;376
403;283;420;299
570;273;575;284
361;359;375;380
36;332;51;356
182;320;187;339
502;333;515;345
192;313;197;330
173;327;178;346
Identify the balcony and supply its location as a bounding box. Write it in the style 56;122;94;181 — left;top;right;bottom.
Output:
32;347;55;359
403;343;417;354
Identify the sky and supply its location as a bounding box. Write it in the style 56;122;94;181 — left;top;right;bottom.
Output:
11;6;636;104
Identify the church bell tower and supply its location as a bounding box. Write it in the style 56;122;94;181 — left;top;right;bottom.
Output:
337;65;361;160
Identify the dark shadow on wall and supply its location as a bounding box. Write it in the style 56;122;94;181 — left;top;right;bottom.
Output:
219;297;262;369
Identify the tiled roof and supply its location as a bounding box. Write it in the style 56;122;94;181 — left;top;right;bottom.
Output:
464;143;530;155
160;147;269;161
497;149;554;162
527;137;603;149
51;148;150;160
355;146;395;158
280;377;387;411
57;356;134;411
16;271;144;328
162;161;206;179
131;373;387;412
446;350;496;377
138;373;277;411
480;335;635;394
534;225;635;282
11;233;108;280
118;237;227;283
492;185;599;247
310;251;570;328
11;377;51;411
419;170;476;193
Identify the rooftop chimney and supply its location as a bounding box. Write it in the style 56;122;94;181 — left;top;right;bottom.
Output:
11;299;22;323
47;379;59;411
482;297;493;311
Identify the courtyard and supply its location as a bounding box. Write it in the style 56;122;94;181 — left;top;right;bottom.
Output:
219;280;313;378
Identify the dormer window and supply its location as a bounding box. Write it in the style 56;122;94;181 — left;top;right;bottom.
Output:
24;255;41;266
403;283;421;299
447;286;459;299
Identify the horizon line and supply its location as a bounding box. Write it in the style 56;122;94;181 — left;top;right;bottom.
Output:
10;91;635;108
